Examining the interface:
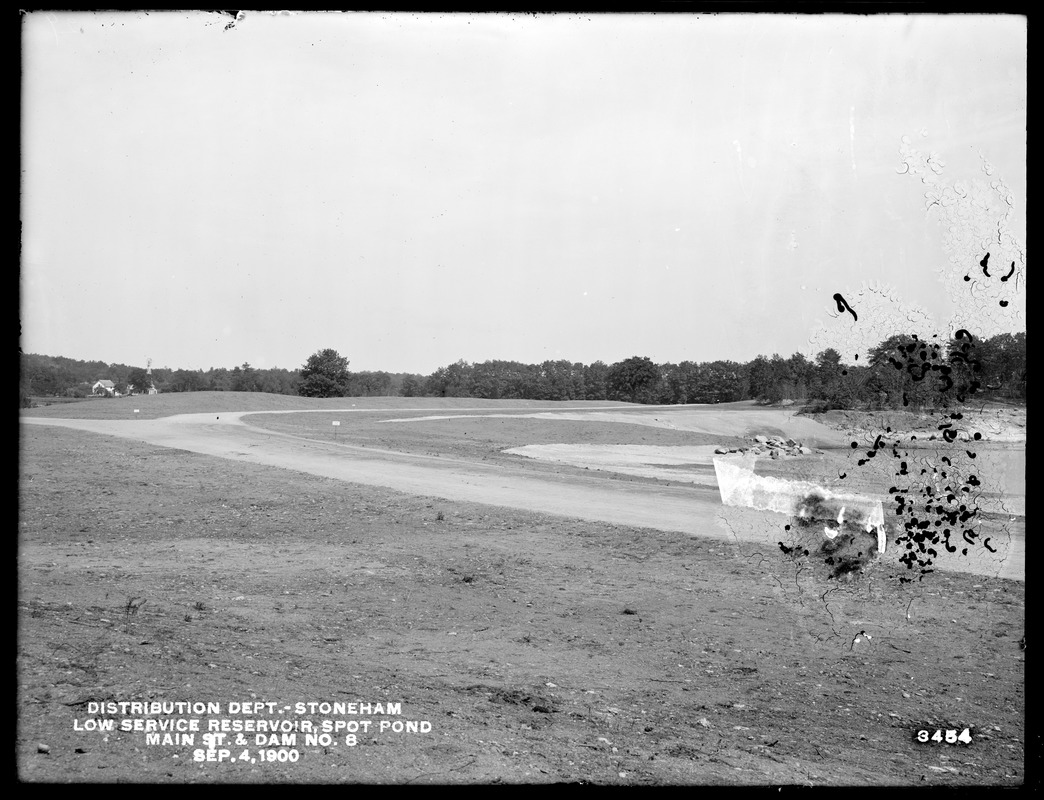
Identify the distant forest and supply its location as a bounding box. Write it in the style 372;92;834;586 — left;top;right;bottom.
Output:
20;331;1025;411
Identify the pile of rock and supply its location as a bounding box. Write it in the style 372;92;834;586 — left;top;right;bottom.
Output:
714;435;816;459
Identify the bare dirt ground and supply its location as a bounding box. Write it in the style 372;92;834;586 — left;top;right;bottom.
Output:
18;395;1026;785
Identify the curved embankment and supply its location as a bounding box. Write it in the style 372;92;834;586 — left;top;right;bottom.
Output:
377;406;852;449
21;405;1023;580
21;409;728;534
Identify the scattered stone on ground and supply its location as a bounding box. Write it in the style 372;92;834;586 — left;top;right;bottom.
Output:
716;436;819;459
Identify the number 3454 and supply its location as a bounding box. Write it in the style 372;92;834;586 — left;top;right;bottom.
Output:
916;728;973;744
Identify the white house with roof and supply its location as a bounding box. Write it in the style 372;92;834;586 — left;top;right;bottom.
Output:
91;379;118;397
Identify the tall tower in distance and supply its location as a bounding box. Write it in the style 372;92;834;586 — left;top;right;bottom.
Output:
145;357;158;395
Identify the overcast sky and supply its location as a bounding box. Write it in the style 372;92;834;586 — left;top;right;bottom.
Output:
21;11;1026;374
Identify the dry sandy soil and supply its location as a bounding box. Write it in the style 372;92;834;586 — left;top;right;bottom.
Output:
18;394;1027;785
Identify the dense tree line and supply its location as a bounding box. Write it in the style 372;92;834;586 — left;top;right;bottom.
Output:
21;330;1024;410
400;331;1024;409
400;356;745;404
19;354;303;401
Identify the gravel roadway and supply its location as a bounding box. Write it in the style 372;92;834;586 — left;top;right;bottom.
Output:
22;406;1023;581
